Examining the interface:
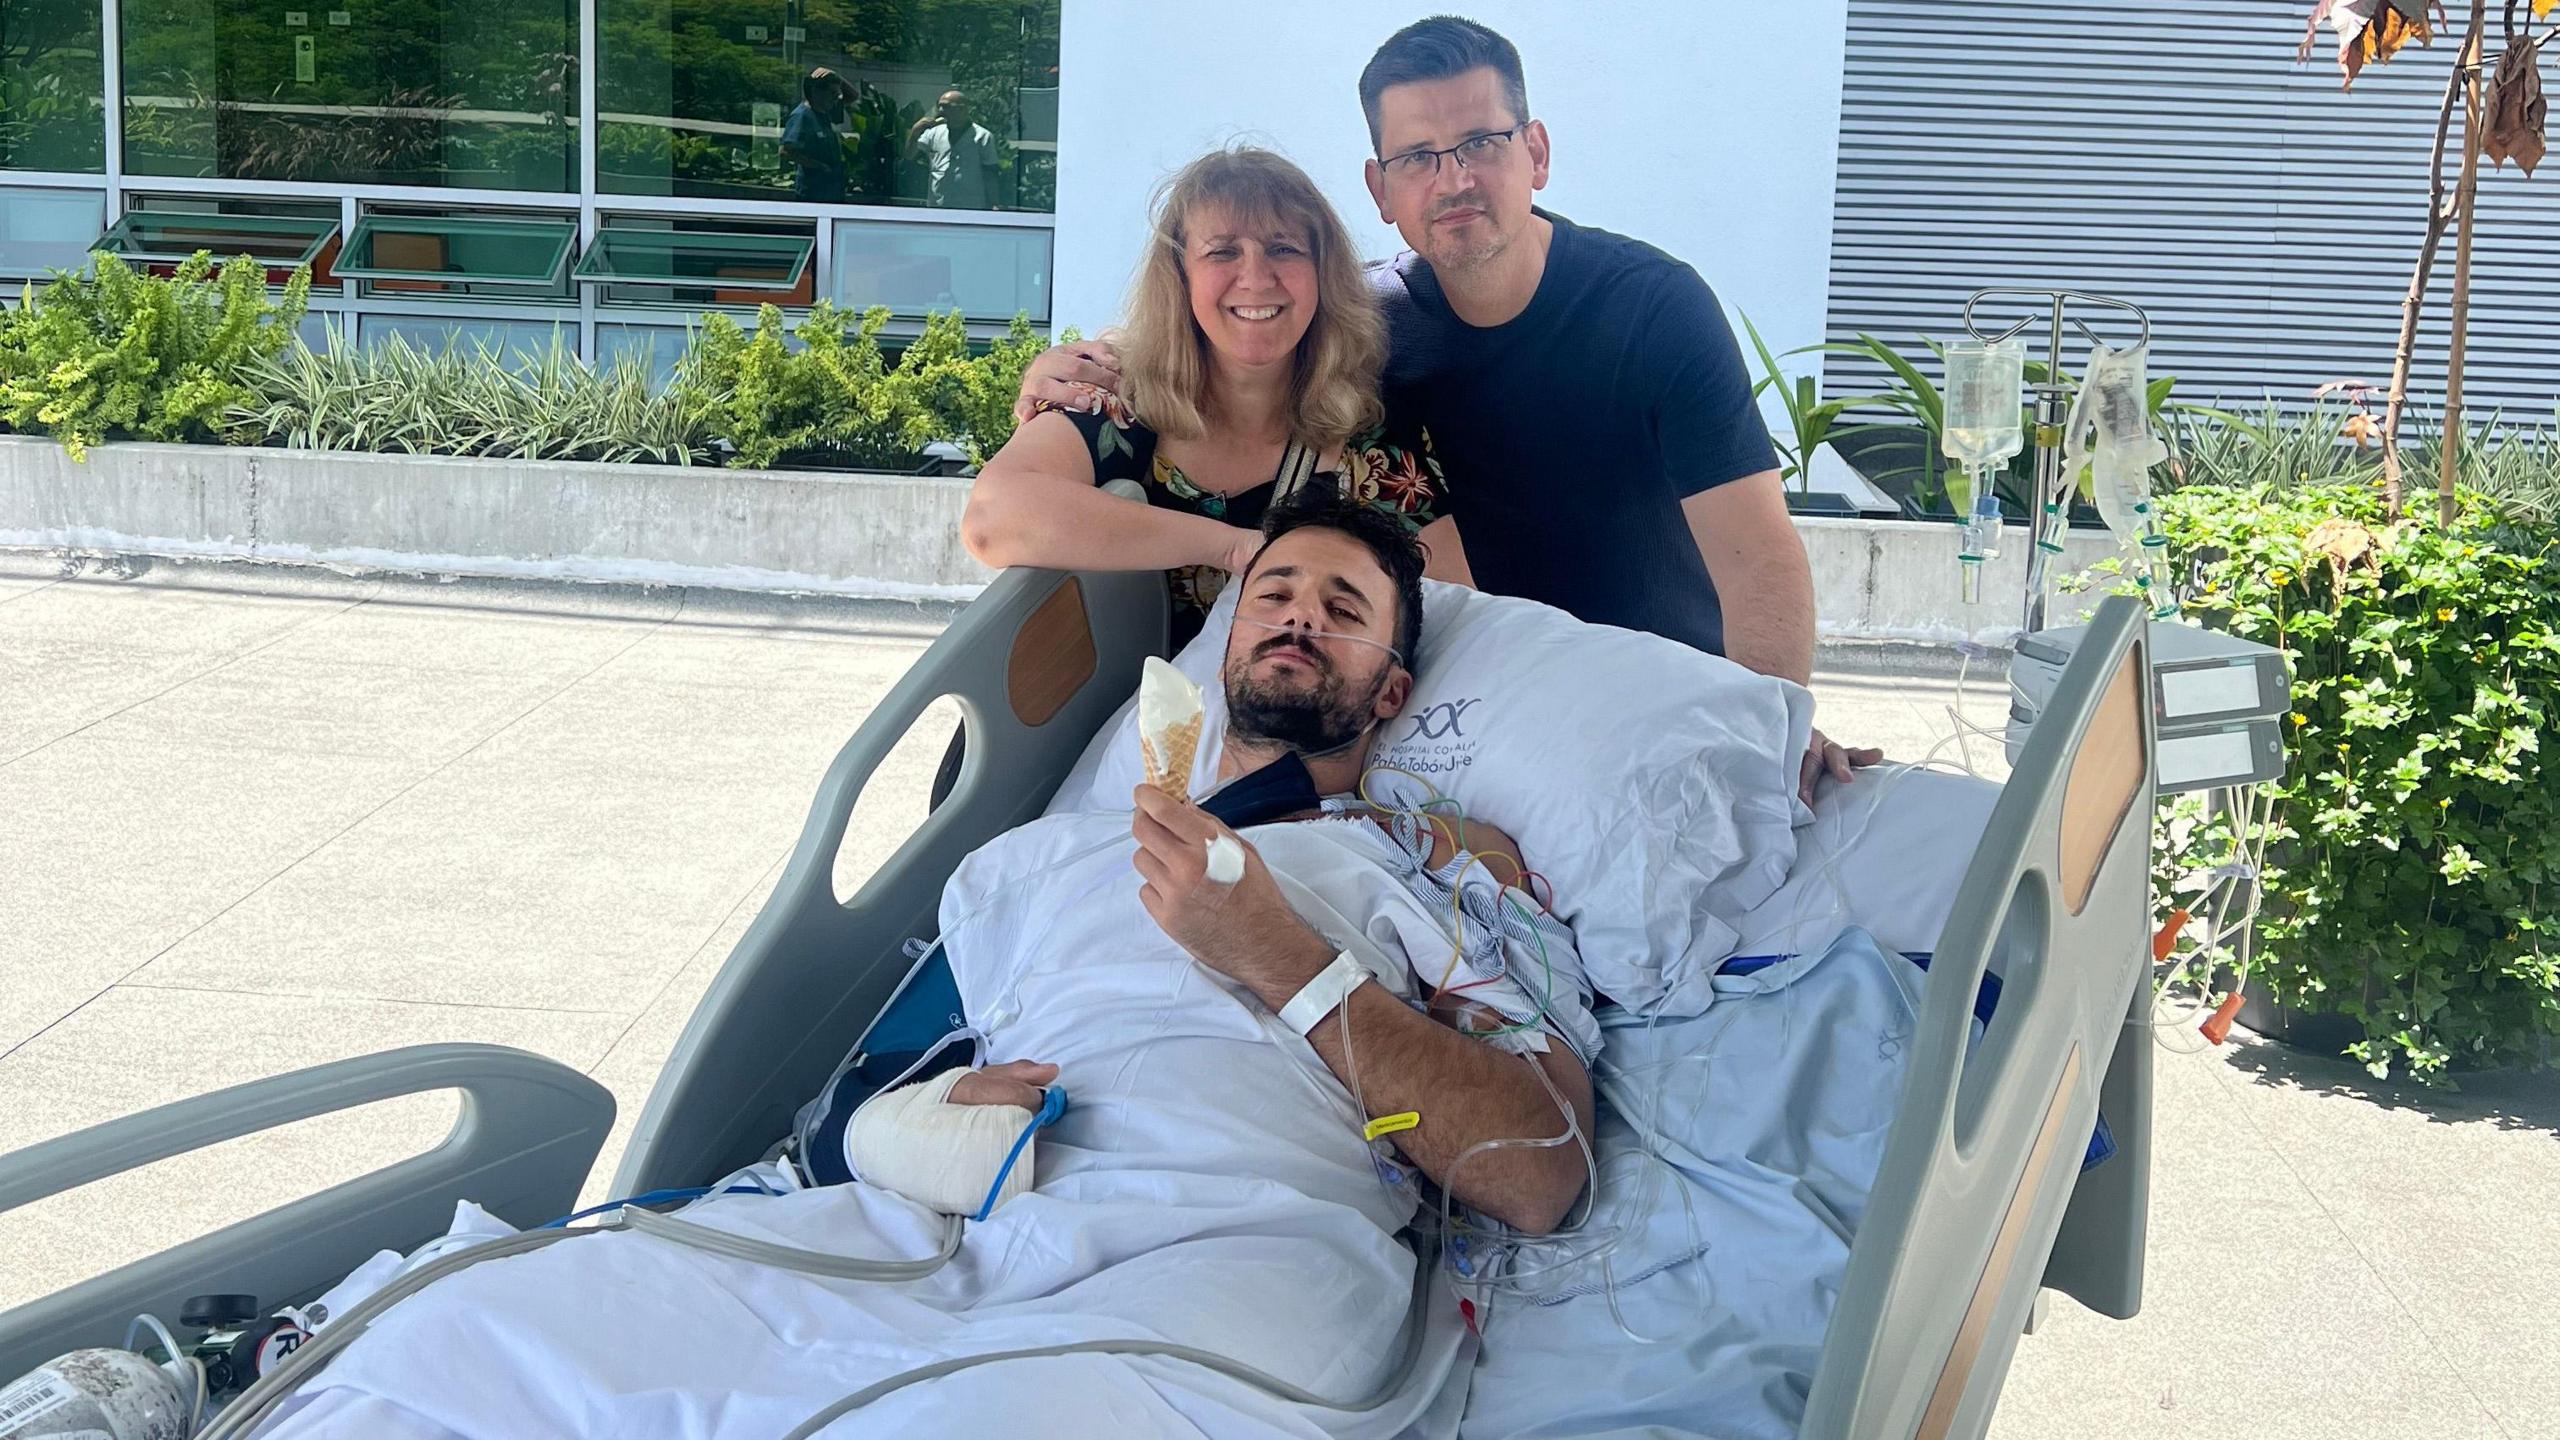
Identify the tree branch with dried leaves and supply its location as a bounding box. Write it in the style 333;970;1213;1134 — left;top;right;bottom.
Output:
2302;0;2551;525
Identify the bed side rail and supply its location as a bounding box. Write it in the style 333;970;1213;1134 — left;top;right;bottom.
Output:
613;559;1167;1195
0;1044;610;1383
1801;595;2155;1440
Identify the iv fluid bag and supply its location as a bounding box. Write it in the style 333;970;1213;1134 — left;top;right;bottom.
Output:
1941;339;2026;473
2081;340;2169;544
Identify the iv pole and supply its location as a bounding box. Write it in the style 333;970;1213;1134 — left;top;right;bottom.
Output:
1959;288;2153;636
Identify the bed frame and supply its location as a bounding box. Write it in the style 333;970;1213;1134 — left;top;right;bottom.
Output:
0;560;2153;1440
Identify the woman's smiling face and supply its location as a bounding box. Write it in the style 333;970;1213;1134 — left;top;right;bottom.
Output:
1182;203;1321;371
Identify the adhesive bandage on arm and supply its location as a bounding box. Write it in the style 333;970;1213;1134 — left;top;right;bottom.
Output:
1278;949;1373;1036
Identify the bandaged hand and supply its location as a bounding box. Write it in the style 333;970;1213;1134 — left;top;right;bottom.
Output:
948;1059;1057;1110
850;1063;1055;1217
1131;784;1331;1008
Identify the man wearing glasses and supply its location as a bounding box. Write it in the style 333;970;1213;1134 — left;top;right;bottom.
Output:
1022;16;1875;800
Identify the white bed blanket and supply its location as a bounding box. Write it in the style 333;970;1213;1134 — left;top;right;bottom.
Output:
1457;928;1927;1440
252;810;1606;1440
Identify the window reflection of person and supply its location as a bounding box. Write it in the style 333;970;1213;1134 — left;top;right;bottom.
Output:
907;88;1000;209
783;68;852;203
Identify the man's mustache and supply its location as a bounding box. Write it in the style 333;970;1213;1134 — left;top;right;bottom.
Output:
1253;633;1331;673
1430;192;1487;220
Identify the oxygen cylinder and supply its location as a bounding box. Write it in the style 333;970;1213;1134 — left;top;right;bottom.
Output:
0;1348;195;1440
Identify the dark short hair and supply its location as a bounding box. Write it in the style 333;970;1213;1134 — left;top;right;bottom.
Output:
1247;488;1426;669
1357;15;1529;152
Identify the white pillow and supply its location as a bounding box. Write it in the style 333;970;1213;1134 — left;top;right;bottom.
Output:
1046;581;1814;1014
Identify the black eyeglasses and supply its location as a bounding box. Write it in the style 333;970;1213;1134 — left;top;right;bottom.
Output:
1379;125;1526;182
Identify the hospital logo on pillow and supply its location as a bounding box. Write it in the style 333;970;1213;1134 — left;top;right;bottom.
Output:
1379;696;1482;782
1400;698;1480;742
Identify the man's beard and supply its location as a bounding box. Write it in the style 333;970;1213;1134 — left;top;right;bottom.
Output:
1224;634;1390;758
1423;192;1511;272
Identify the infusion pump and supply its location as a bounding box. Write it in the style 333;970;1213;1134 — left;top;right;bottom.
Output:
2005;619;2290;795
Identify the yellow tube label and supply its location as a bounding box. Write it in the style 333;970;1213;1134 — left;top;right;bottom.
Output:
1362;1112;1421;1142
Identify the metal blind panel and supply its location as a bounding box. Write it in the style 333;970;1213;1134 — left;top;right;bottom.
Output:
1828;0;2560;417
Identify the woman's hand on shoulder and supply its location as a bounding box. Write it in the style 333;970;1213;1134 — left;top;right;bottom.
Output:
1014;340;1125;423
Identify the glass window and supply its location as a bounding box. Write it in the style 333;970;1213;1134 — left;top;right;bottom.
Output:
577;217;813;306
119;0;576;190
123;194;347;282
299;312;349;351
0;187;104;278
338;212;577;298
358;314;572;365
2;0;105;172
100;211;340;275
127;194;341;222
580;226;811;291
597;323;691;385
831;217;1046;322
597;0;1060;213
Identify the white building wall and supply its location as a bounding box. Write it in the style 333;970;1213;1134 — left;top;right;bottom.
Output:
1052;1;1851;380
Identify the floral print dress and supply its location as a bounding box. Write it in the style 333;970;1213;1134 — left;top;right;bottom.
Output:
1033;397;1450;647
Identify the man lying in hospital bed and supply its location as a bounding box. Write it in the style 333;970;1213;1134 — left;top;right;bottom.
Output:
231;493;1614;1440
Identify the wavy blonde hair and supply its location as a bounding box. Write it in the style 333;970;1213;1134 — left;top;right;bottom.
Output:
1116;146;1385;453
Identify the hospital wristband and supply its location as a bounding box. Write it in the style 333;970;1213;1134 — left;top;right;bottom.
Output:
1278;950;1372;1036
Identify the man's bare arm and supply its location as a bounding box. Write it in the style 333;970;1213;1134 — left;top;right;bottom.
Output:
1681;470;1813;686
1683;472;1881;799
1239;925;1593;1235
1132;787;1592;1234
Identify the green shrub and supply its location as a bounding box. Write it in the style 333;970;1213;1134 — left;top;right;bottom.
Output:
2147;479;2560;1079
680;302;910;470
679;302;1053;470
875;309;1054;465
8;269;1066;471
0;251;310;459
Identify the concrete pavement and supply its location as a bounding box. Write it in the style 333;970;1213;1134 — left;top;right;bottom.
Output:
1;553;2551;1438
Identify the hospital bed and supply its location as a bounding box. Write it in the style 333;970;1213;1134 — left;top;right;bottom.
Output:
0;562;2157;1440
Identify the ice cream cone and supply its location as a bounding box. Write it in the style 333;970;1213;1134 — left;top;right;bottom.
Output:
1142;713;1203;801
1137;656;1206;803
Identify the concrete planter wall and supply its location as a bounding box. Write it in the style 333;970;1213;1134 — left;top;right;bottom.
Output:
1800;514;2115;648
0;436;990;601
1;435;2117;646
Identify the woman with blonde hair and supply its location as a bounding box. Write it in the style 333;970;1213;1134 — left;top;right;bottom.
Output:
962;145;1449;648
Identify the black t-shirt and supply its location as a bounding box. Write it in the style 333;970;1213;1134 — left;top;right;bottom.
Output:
1376;210;1779;655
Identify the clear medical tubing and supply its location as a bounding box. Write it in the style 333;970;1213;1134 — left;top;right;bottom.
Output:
1231;614;1404;664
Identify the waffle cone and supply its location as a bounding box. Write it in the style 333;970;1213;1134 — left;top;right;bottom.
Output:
1141;714;1203;802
